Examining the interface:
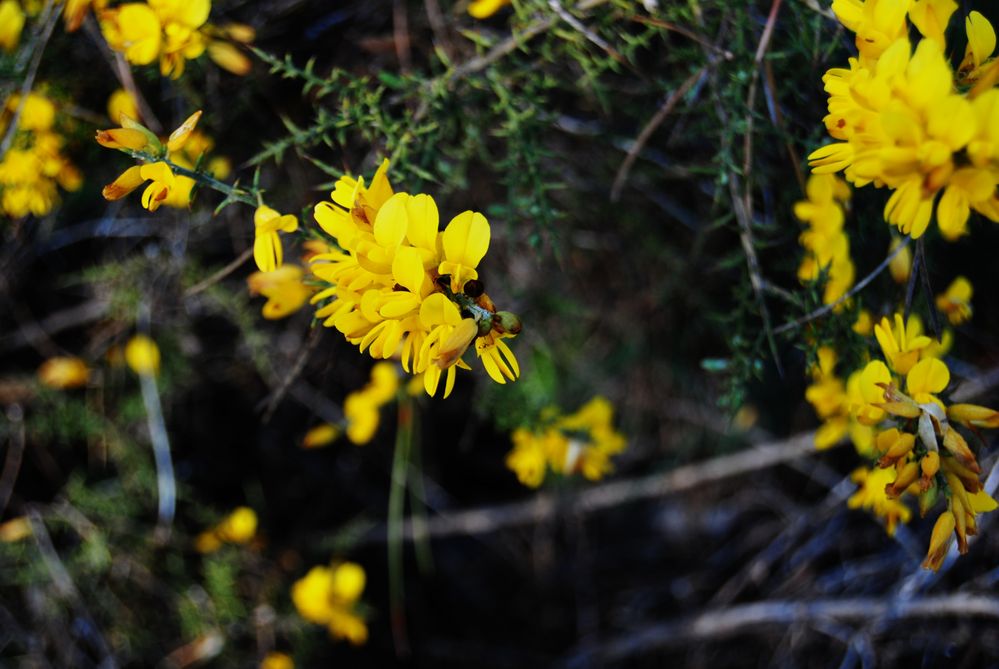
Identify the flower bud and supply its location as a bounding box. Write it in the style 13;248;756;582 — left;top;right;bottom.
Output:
493;311;522;335
921;511;955;570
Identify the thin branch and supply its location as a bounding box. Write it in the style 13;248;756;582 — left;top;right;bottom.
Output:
261;327;322;422
773;238;910;335
548;0;625;64
366;431;816;542
184;247;254;297
0;404;25;517
562;594;999;665
610;66;707;202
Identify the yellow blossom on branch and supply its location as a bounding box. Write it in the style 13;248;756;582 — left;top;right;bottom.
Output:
125;334;161;376
309;160;522;399
195;506;257;553
935;277;973;325
0;0;25;51
253;206;299;273
291;562;368;645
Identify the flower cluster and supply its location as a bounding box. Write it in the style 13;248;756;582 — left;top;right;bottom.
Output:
309;160;522;399
247;265;312;320
809;4;999;240
794;174;855;306
98;109;222;211
100;0;253;78
850;312;998;569
505;397;626;488
194;506;258;554
291;562;368;645
0;92;81;219
804;346;875;453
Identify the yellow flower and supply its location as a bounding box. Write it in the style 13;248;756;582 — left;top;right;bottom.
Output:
853;360;891;425
506;428;550;488
107;88;140;124
195;507;257;553
935;276;972;325
64;0;107;32
0;517;32;542
102;3;163;66
959;11;996;82
253;206;299;272
125;334;160;376
906;357;949;405
37;356;90;389
291;563;368;645
921;510;955;570
247;265;312;319
907;0;957;46
888;238;911;284
302;423;341;449
468;0;511;19
0;0;25;52
260;652;293;669
848;466;912;536
853;309;874;335
438;210;490;293
343;362;399;444
874;313;931;374
831;0;909;60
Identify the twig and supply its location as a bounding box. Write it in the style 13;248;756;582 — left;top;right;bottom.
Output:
547;0;625;64
773;238;911;335
26;507;118;667
916;238;940;337
424;0;455;61
0;404;25;517
610;66;707;202
0;0;60;160
184;247;254;297
628;15;734;59
367;431;815;542
393;0;412;73
0;299;110;352
561;594;999;664
261;328;323;422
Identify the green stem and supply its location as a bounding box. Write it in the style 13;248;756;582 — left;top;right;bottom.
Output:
406;404;434;574
127;151;260;207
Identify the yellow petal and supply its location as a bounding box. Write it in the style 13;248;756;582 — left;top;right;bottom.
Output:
392;246;425;295
167;110;202;153
442;211;490;268
373;193;409;249
207;41;251;75
907;357;950;396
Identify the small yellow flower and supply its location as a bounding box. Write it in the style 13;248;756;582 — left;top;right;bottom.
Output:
0;0;25;52
302;423;340;449
848;466;912;536
874;314;931;375
107;88;140;124
291;563;368;645
37;356;90;389
468;0;511;19
935;277;973;326
438;210;491;293
888;238;911;284
102;3;163;65
195;507;257;553
0;517;32;542
260;652;293;669
253;206;299;273
921;510;955;570
125;334;160;376
247;265;312;319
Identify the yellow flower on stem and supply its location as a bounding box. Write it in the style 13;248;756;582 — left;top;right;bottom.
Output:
291;563;368;645
935;277;973;326
874;313;931;375
260;652;293;669
101;3;163;65
125;334;160;376
195;506;257;553
848;466;912;536
959;11;996;83
853;360;892;425
64;0;107;32
438;210;490;293
253;206;299;273
107;88;140;124
247;265;311;319
907;0;958;46
37;356;90;389
302;423;340;449
0;0;25;52
906;357;949;405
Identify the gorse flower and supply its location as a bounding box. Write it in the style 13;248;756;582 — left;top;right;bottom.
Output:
247;265;312;319
794;174;855;305
0;92;81;218
343;362;399;445
253;206;298;273
846;312;999;570
98;110;213;212
0;0;25;51
100;0;252;78
809;7;999;240
935;276;973;325
468;0;511;19
195;506;257;553
309;159;522;399
291;562;368;645
37;356;90;389
125;334;160;376
506;397;626;488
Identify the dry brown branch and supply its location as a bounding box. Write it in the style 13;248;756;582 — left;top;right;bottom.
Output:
373;431;815;542
564;594;999;664
0;299;110;352
184;247;254;297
